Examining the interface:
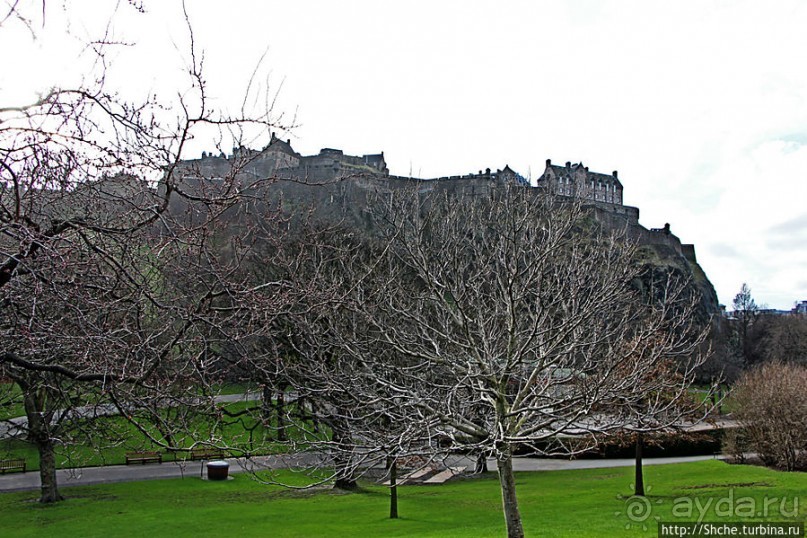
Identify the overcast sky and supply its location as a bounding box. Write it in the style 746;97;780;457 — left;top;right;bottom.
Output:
3;0;806;310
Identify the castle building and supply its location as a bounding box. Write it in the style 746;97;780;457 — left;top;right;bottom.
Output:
189;136;632;213
187;133;532;189
179;137;709;270
192;132;389;183
537;159;623;205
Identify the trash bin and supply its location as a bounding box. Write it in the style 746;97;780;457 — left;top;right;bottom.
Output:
207;460;229;480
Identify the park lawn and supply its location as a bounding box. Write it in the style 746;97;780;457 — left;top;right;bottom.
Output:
0;400;312;471
0;460;804;537
0;383;255;422
0;383;25;420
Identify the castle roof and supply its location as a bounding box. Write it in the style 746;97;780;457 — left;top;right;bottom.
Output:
362;153;385;165
541;160;622;189
264;132;299;156
499;165;529;186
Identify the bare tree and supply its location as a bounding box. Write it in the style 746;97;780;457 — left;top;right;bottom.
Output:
615;350;713;497
0;2;288;502
747;314;807;367
293;186;710;538
0;222;194;500
732;362;807;471
208;219;439;520
731;283;760;367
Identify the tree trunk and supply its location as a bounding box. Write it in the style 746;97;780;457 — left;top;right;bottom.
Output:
36;438;63;503
389;457;399;519
23;387;63;503
275;389;287;442
331;416;357;490
475;452;489;473
261;385;273;421
496;449;525;538
634;432;645;497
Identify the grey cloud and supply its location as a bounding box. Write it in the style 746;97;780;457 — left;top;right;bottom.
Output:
766;235;807;250
768;212;807;234
708;243;743;259
766;212;807;249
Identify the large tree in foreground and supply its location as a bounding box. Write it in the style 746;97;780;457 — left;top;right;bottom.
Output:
224;222;437;496
0;1;287;502
306;186;710;538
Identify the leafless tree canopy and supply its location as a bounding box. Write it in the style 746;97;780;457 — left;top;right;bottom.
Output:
2;7;715;533
0;1;289;503
242;186;709;537
731;362;807;471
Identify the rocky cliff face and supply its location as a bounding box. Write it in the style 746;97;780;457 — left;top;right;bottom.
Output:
586;205;720;322
182;142;719;320
172;160;720;322
250;175;720;321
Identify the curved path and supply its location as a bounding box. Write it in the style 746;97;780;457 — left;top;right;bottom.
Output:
0;393;733;493
0;453;726;493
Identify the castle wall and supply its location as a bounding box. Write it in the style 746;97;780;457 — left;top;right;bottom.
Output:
587;205;693;260
682;244;697;263
182;144;693;259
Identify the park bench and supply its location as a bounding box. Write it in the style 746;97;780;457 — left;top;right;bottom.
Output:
0;458;26;473
125;451;162;465
189;448;226;461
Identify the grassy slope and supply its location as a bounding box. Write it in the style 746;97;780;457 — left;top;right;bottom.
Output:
0;383;25;420
0;460;804;537
0;399;299;470
0;383;254;422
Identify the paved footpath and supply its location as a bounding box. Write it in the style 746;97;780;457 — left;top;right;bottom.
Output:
0;395;730;493
509;454;724;471
0;453;724;493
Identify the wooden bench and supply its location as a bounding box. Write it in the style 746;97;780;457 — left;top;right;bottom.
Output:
189;448;225;461
0;459;26;474
125;451;162;465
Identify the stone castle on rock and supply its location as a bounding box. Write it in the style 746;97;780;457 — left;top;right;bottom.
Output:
182;134;720;314
186;135;696;260
183;135;715;313
192;135;625;215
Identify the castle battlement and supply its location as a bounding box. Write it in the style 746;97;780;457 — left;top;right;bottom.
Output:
183;138;644;226
174;138;715;316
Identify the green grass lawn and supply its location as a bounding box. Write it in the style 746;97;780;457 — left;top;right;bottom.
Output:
0;383;25;420
0;400;311;470
0;460;804;537
0;382;257;423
